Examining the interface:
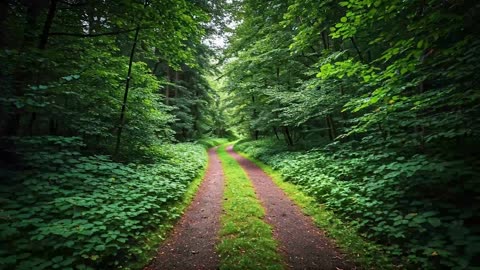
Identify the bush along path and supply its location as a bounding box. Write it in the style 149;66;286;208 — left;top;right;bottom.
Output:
224;145;353;270
145;148;225;270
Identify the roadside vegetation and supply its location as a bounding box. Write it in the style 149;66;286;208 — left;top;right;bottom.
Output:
235;147;393;269
235;140;478;269
0;137;208;270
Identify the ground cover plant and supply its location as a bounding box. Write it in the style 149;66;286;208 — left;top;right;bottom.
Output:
0;136;207;270
235;139;479;269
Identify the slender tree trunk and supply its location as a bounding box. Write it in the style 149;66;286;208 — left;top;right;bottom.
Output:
0;1;9;48
325;116;333;141
38;0;57;49
28;113;36;135
251;95;259;140
321;31;329;50
328;114;336;139
350;37;363;61
114;26;140;157
284;126;294;146
49;119;57;135
165;68;170;105
273;127;280;140
174;70;179;100
152;61;160;75
5;0;51;136
37;0;58;135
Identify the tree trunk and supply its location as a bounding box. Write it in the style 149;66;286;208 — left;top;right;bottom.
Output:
321;30;329;50
273;127;280;140
114;25;140;157
174;70;179;101
350;37;363;62
325;116;333;141
284;126;294;146
38;0;58;49
165;68;170;105
328;114;337;139
0;0;9;48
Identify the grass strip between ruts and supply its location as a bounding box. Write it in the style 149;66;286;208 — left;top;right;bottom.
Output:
234;147;395;270
216;145;284;270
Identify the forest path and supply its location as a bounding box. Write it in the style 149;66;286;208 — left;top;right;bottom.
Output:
226;145;353;270
145;148;224;270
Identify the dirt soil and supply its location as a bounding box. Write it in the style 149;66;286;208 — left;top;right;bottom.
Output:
144;148;224;270
227;146;355;270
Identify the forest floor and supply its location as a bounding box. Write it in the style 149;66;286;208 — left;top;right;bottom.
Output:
145;146;353;270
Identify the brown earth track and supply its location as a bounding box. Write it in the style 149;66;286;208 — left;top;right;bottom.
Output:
144;148;224;270
226;146;355;270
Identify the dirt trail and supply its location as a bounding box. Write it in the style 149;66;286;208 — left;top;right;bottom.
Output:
226;146;354;270
145;148;224;270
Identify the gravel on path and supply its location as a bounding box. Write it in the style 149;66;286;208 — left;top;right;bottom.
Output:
145;148;225;270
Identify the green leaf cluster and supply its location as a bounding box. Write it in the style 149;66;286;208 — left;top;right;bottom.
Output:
235;139;479;269
0;137;207;270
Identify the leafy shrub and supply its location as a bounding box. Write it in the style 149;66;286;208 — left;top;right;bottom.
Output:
0;136;207;270
235;139;480;269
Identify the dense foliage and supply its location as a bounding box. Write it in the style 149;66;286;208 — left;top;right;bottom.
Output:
0;137;207;269
0;0;230;155
224;0;479;268
0;1;229;269
235;139;479;269
2;0;478;268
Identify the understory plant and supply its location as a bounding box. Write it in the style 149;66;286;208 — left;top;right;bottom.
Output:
235;139;479;269
0;136;207;270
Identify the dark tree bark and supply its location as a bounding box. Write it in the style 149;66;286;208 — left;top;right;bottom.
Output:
165;68;171;105
327;114;337;139
0;0;9;48
174;70;179;100
321;30;329;50
325;116;333;141
284;126;294;146
38;0;58;49
114;26;141;157
4;0;48;136
350;37;364;62
273;127;280;140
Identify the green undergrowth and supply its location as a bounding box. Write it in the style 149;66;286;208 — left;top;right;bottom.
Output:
133;161;208;269
234;147;393;269
0;136;208;270
235;139;479;269
216;145;283;270
196;137;230;149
